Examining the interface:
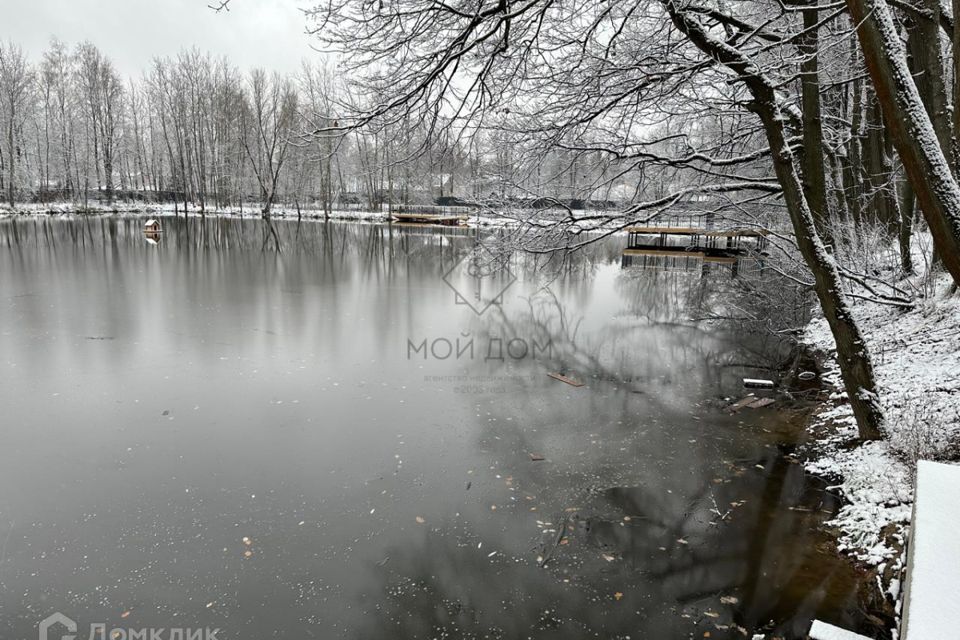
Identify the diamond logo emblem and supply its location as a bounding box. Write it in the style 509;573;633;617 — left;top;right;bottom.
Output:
441;246;517;315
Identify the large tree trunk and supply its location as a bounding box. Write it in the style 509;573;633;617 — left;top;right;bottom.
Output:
104;157;114;205
828;150;851;223
862;94;901;234
800;6;831;244
900;181;916;273
6;122;13;207
905;4;950;268
666;2;885;441
918;0;951;154
845;58;866;227
262;188;274;219
954;0;960;169
845;0;960;287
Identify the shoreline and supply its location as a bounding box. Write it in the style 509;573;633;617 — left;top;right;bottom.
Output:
0;202;560;230
0;202;401;223
798;269;960;636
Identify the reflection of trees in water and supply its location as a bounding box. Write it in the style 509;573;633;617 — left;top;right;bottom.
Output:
351;258;884;638
615;263;806;385
1;216;801;423
2;217;627;287
351;434;887;639
352;516;691;639
467;272;792;401
348;410;890;639
596;451;886;637
0;216;477;266
617;259;809;339
1;218;886;638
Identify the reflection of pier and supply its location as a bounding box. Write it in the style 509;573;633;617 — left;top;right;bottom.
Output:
621;248;762;278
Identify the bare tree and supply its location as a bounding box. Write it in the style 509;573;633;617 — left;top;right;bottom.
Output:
239;69;298;218
0;41;35;207
75;42;124;204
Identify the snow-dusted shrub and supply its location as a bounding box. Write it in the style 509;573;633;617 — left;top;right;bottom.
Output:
832;216;900;278
888;394;960;470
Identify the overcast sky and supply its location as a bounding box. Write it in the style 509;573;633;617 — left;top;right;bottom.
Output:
4;0;319;78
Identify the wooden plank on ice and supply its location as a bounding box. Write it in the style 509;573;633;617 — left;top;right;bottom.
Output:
743;378;774;389
747;398;775;409
727;395;757;412
548;372;584;387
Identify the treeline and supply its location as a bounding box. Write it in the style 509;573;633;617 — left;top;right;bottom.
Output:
0;38;632;216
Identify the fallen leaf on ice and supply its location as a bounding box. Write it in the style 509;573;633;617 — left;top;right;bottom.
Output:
415;516;425;524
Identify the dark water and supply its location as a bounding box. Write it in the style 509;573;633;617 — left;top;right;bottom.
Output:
0;217;879;639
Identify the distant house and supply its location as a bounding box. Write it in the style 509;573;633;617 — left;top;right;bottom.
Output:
144;219;161;233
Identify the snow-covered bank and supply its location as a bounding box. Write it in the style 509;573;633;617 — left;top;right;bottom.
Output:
0;201;395;222
0;201;553;229
802;271;960;591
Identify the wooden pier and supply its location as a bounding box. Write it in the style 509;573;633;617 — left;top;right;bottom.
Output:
626;225;769;253
391;213;469;226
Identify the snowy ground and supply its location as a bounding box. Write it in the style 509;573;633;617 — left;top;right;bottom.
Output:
0;201;545;229
802;266;960;610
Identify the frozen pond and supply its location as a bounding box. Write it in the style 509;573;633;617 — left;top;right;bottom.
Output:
0;217;879;639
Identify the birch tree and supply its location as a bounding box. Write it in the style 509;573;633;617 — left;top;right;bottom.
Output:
0;41;34;207
239;69;298;218
75;43;124;204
